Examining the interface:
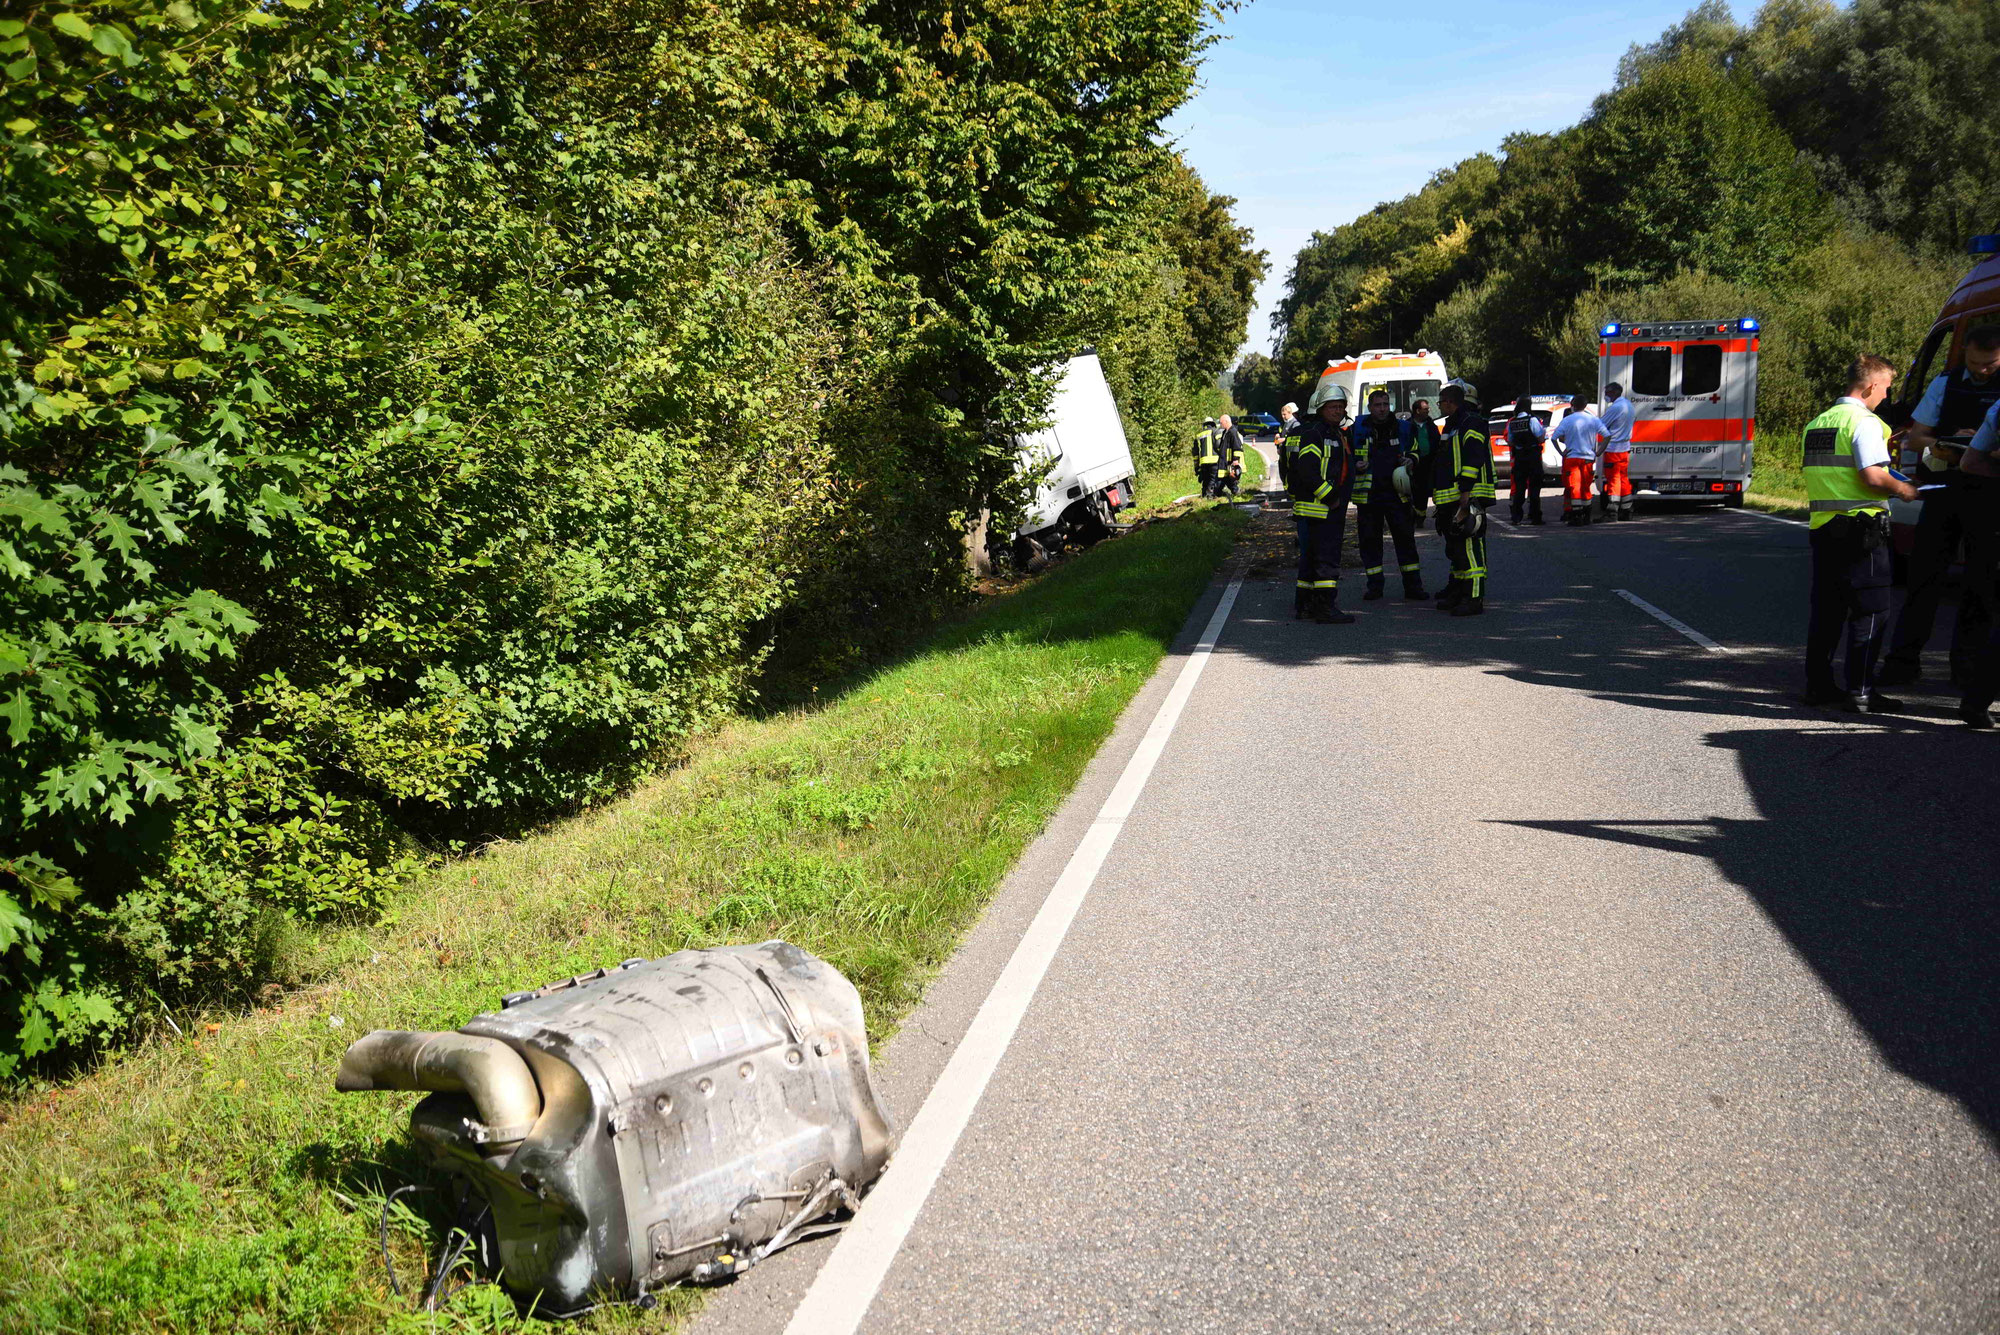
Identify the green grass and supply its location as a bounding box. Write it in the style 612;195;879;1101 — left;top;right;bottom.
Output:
0;507;1248;1334
1127;434;1270;517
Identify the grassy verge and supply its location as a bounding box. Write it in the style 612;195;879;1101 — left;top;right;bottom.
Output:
1127;436;1270;517
0;507;1246;1334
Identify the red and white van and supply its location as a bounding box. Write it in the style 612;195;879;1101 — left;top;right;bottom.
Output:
1596;317;1760;506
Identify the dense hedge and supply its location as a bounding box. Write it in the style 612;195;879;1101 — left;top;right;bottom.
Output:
0;0;1259;1072
1259;0;1996;438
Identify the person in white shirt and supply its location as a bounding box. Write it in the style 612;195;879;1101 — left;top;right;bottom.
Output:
1595;384;1636;520
1550;393;1605;525
1954;398;2000;727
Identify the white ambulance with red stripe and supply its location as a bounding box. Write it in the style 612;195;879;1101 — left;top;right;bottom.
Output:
1596;317;1760;506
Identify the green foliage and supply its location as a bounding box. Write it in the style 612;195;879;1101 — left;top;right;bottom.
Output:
1274;0;1993;412
1229;351;1284;415
0;0;1258;1073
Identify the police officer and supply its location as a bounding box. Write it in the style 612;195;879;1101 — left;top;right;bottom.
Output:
1431;381;1495;616
1879;324;2000;689
1350;390;1427;600
1290;397;1355;624
1275;401;1301;488
1193;418;1221;498
1955;397;2000;728
1214;414;1248;497
1505;394;1549;525
1801;355;1920;713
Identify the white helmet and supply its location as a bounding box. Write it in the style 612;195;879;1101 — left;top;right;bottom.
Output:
1281;401;1298;415
1391;464;1411;503
1442;377;1479;407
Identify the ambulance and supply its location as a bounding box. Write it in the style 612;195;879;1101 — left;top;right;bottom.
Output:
1304;347;1450;420
1596;316;1761;506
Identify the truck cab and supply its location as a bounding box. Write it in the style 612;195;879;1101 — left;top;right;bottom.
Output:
1597;317;1760;506
1010;350;1137;570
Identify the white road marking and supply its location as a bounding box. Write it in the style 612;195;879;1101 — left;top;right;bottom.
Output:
1735;506;1808;528
782;576;1247;1335
1614;588;1732;653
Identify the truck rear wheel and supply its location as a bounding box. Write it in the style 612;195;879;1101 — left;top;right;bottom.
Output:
1012;535;1049;573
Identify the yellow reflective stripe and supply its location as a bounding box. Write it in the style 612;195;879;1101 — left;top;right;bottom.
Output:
1313;482;1332;500
1308;580;1338;588
1296;501;1329;518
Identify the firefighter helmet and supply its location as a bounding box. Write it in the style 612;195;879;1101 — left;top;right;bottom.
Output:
1441;377;1479;406
1391;463;1412;503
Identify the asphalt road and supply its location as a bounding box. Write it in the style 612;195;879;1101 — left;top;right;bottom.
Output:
698;477;2000;1333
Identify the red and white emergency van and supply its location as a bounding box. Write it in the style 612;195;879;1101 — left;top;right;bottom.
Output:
1305;347;1450;419
1596;317;1760;506
1489;394;1591;476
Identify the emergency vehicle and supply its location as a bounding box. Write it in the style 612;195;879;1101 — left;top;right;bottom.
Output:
1009;349;1136;570
1596;317;1761;506
1304;348;1450;420
1489;394;1590;476
1884;231;2000;556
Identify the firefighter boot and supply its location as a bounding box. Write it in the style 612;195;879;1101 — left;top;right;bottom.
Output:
1402;573;1428;601
1435;579;1464;612
1451;595;1485;617
1314;589;1356;625
1363;575;1385;601
1293;588;1308;621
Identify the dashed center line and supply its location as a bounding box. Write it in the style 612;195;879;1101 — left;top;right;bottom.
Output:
1614;588;1731;653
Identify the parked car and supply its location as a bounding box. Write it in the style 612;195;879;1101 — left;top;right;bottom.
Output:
1488;395;1584;477
1240;412;1279;438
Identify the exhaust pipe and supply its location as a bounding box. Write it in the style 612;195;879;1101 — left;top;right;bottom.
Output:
335;1030;541;1147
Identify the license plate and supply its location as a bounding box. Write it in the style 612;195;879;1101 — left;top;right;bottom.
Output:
1655;480;1704;493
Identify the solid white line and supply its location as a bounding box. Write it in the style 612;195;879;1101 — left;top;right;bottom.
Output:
1613;588;1731;653
783;576;1247;1335
1735;506;1807;527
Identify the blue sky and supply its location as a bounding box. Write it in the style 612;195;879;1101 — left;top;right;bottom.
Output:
1167;0;1746;356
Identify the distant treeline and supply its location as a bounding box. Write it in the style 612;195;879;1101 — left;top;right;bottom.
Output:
1234;0;1994;431
0;0;1263;1072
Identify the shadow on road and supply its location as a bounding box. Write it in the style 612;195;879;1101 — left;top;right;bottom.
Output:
1497;718;2000;1148
1219;516;2000;1147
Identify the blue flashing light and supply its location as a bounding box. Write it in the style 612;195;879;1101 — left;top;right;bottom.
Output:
1600;322;1621;337
1971;234;2000;255
1740;317;1761;333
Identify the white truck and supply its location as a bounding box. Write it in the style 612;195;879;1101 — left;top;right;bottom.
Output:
1010;350;1137;570
1596;317;1761;506
1304;347;1450;419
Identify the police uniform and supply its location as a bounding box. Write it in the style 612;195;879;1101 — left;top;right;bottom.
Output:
1431;404;1496;612
1506;412;1548;524
1881;365;2000;686
1802;396;1897;706
1349;411;1425;599
1193;424;1221;498
1289;416;1353;622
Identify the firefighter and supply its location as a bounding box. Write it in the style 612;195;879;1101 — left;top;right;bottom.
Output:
1955;398;2000;727
1275;401;1301;488
1801;355;1920;713
1431;380;1496;616
1290;397;1355;624
1408;397;1440;517
1351;390;1427;600
1550;393;1605;525
1597;382;1636;520
1879;324;2000;689
1505;394;1548;525
1193;418;1221;498
1214;414;1248;497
